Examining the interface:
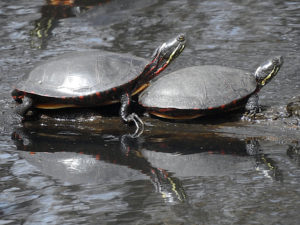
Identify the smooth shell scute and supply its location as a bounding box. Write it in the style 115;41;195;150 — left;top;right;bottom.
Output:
139;65;257;109
16;51;148;98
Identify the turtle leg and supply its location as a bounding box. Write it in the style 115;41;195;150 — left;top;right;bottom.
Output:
242;93;261;120
120;93;144;137
15;96;34;119
11;89;24;104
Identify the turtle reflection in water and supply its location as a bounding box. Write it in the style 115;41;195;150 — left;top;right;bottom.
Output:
12;129;186;203
139;56;283;120
12;126;282;203
12;34;186;135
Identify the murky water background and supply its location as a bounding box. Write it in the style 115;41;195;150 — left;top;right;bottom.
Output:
0;0;300;224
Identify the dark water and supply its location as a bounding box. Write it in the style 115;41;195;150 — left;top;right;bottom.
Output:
1;0;300;224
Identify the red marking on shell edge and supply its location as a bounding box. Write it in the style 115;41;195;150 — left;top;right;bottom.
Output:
30;152;36;155
96;92;101;98
30;91;35;94
79;96;84;100
113;87;117;92
193;108;199;110
232;100;237;105
208;107;214;110
95;154;100;160
221;105;226;109
61;96;66;99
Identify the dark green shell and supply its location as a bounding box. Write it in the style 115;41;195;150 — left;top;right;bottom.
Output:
16;51;148;98
139;65;257;110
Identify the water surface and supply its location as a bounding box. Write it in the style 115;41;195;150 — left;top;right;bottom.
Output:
0;0;300;224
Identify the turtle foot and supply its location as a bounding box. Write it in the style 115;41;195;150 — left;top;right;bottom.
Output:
241;111;257;122
125;113;144;137
242;104;262;121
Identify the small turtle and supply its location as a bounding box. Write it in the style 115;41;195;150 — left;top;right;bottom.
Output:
12;34;186;134
139;56;283;120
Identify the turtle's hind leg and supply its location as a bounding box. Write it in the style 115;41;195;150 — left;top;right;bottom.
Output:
15;96;35;120
11;89;24;104
120;93;144;137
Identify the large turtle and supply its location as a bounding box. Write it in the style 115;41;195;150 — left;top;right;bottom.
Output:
12;34;186;133
139;56;283;119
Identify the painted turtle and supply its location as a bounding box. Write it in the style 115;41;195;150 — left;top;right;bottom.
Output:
12;34;186;133
139;56;283;119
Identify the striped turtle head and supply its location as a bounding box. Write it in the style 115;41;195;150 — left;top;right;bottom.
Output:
255;56;283;88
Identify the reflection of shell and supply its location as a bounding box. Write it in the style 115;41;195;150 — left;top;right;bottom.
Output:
19;151;146;185
142;150;255;177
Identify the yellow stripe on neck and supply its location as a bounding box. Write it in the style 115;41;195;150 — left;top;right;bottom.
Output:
261;66;278;86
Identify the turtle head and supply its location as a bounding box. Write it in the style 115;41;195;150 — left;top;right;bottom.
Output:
151;34;186;75
131;34;185;96
254;56;283;88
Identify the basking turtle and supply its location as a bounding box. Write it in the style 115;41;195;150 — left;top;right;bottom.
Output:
12;34;186;133
139;56;283;119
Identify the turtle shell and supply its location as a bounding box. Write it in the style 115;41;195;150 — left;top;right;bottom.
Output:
15;51;148;98
139;65;257;111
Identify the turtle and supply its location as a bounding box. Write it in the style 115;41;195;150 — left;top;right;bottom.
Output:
12;34;186;134
138;56;283;120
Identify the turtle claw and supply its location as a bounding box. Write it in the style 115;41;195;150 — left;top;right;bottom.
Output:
126;113;144;137
242;99;261;122
242;111;256;121
132;114;145;137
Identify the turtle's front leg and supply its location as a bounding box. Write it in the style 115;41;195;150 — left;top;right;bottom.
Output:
242;93;261;120
120;93;144;137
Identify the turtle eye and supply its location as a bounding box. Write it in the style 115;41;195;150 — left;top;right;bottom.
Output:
272;56;283;67
177;34;185;42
